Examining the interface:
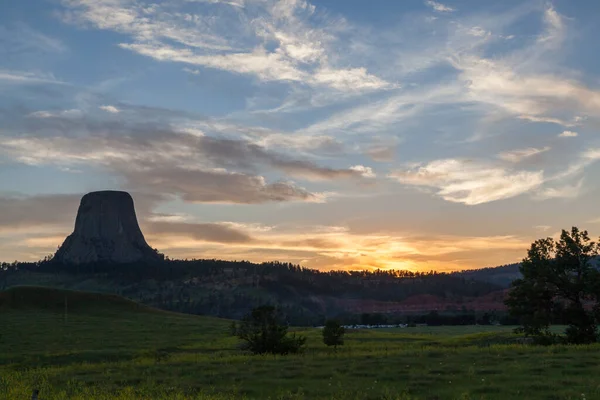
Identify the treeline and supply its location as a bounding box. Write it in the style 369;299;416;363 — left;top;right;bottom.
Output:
1;258;504;326
330;311;519;326
450;263;521;288
12;257;503;301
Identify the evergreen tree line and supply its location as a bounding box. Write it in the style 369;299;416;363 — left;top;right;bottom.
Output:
0;257;505;325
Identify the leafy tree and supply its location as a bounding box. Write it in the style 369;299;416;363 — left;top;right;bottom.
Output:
506;227;600;344
322;319;345;349
236;306;306;354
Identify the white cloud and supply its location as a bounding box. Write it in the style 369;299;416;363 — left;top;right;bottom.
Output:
265;25;325;64
442;4;596;132
99;105;120;113
28;109;82;118
147;213;192;223
559;130;578;138
0;70;63;85
582;148;600;161
312;67;393;91
497;146;550;163
467;27;488;37
63;0;391;92
120;43;306;82
218;221;274;233
538;5;565;48
185;0;245;7
389;159;544;205
425;1;455;13
62;0;234;51
349;165;376;178
454;56;600;123
535;179;584;200
518;115;579;127
120;43;392;91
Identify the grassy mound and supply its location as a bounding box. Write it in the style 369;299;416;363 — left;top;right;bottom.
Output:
0;286;155;313
0;286;231;367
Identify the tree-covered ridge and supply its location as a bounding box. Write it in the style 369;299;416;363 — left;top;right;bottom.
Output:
451;263;521;287
3;257;502;300
1;257;504;326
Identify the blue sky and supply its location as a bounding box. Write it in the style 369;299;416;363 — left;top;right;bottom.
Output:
1;0;600;271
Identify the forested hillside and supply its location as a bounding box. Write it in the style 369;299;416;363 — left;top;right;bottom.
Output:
452;263;521;288
1;258;511;325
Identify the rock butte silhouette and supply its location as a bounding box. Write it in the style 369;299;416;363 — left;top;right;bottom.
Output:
54;190;162;265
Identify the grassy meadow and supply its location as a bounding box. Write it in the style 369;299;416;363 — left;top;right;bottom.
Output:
1;287;599;400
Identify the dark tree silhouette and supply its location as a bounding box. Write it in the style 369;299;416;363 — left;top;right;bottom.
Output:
322;319;345;349
506;227;600;344
2;254;505;326
236;306;306;354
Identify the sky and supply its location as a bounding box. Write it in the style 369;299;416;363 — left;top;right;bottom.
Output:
1;0;600;272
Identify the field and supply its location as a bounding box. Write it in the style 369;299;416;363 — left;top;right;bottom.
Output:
1;287;599;400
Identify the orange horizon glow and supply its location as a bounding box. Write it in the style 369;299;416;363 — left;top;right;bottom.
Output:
1;223;539;273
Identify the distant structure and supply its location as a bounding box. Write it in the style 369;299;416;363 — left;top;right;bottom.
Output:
54;191;162;265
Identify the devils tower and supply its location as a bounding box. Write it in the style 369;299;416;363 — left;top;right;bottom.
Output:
55;191;162;264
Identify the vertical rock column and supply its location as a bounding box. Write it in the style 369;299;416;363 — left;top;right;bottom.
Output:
55;191;162;264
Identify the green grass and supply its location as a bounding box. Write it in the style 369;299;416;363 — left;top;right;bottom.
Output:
1;286;598;399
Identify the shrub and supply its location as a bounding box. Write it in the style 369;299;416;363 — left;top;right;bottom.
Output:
322;319;345;349
236;306;306;355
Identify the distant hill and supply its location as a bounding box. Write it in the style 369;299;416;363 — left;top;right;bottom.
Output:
1;259;514;325
452;263;521;288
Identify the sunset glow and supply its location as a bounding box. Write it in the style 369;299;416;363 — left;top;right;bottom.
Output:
2;0;600;271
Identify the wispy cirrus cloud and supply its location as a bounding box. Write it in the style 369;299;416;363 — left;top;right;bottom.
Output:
535;179;584;200
389;159;544;205
298;83;459;136
497;146;551;163
425;1;455;13
120;43;306;82
454;56;600;124
61;0;236;51
28;109;82;118
538;5;565;48
449;4;600;134
0;70;64;85
60;0;391;92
